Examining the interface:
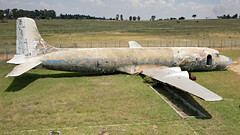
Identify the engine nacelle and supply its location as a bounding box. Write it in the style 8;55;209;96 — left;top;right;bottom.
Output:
164;70;196;81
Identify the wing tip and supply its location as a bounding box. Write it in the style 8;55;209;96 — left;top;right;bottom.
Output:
204;96;223;101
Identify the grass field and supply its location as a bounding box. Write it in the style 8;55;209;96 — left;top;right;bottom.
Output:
1;19;240;45
1;19;240;55
0;49;240;134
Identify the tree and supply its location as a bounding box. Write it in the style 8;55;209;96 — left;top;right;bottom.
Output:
151;16;156;21
129;16;132;21
133;16;136;21
12;8;18;19
120;14;123;20
226;14;230;19
178;16;185;20
192;14;196;19
45;10;56;19
17;9;25;17
137;16;141;21
116;14;119;20
0;10;4;20
232;14;238;19
4;9;10;19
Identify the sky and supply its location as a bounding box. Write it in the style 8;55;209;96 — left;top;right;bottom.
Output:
0;0;240;20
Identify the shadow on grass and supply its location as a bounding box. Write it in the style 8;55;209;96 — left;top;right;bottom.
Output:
5;72;112;92
152;84;212;119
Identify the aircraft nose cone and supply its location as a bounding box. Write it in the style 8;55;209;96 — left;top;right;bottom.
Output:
225;57;232;66
229;58;233;65
215;55;232;70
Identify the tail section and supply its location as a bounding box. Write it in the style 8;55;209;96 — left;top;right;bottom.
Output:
16;17;40;56
16;17;54;56
6;17;56;77
8;17;55;64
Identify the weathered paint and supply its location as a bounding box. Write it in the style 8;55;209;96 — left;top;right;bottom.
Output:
40;47;173;73
39;47;231;74
16;17;58;57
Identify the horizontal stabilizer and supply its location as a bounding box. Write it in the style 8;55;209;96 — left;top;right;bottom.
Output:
142;67;222;101
128;41;143;48
7;55;26;64
6;59;41;78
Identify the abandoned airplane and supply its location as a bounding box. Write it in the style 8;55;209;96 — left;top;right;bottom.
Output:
6;17;232;101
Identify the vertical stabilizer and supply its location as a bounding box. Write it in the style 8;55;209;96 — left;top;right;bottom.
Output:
16;17;54;57
8;17;56;64
17;17;41;56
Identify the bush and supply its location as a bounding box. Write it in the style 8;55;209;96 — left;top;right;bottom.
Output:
143;76;158;86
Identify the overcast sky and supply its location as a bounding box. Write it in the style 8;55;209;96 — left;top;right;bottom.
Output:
1;0;240;20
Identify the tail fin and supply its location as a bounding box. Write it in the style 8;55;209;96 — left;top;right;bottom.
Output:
7;17;55;64
128;41;143;48
16;17;53;56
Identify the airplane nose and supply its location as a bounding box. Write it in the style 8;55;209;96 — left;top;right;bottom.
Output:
229;58;233;65
217;55;232;70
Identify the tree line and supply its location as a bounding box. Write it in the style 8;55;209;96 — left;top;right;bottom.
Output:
0;9;181;21
0;8;105;20
0;8;56;19
1;8;239;21
217;14;239;19
59;14;106;20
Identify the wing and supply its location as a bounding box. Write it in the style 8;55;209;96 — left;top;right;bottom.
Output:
128;41;143;48
142;67;222;101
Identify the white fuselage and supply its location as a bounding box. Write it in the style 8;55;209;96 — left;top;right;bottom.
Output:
40;47;232;74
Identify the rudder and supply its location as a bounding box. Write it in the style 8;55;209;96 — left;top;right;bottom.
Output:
8;17;56;64
16;17;54;57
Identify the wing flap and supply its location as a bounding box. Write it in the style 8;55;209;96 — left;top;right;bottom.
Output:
142;67;222;101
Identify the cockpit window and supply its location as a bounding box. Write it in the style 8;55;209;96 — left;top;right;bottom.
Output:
216;53;220;57
207;54;212;65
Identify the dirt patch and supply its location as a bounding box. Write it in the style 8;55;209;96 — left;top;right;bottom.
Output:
213;47;240;50
0;54;14;61
229;58;240;75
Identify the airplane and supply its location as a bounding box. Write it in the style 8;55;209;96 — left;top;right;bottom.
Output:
6;17;232;101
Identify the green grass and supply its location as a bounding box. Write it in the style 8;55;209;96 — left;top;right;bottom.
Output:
1;19;240;45
0;50;240;134
1;19;240;55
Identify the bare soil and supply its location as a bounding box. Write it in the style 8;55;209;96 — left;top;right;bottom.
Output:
0;54;13;61
229;58;240;75
213;47;240;50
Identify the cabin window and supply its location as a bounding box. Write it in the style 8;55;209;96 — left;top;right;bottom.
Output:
207;54;212;65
